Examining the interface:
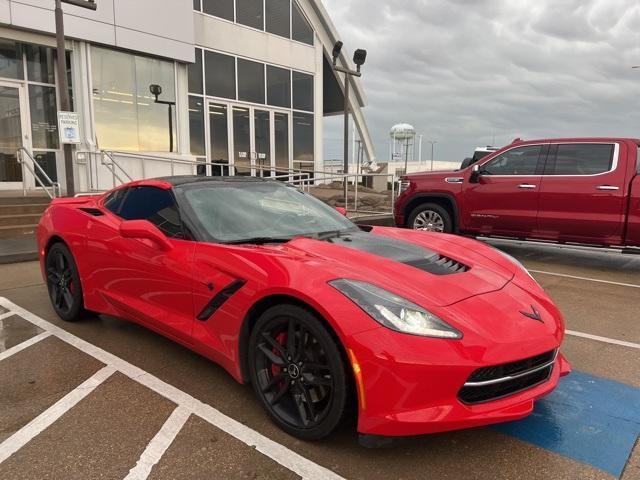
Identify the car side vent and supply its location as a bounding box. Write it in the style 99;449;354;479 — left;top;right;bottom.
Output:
78;207;104;217
405;254;469;276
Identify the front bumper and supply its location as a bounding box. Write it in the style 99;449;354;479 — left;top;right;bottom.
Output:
346;281;569;437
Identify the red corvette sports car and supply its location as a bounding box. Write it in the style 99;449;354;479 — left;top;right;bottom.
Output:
38;176;571;442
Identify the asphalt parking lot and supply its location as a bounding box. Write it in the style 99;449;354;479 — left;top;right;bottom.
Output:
0;242;638;480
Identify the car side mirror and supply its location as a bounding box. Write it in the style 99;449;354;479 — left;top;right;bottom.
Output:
469;165;482;184
335;207;347;216
119;220;173;251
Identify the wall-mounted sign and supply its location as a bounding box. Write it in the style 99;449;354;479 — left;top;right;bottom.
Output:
58;111;81;144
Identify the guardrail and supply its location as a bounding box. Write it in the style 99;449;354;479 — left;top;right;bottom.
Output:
73;152;399;216
17;148;61;199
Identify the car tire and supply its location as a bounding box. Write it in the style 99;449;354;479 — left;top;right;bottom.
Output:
45;243;87;322
248;304;349;440
408;203;453;233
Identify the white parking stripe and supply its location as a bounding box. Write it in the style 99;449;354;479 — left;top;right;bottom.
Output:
0;298;345;480
529;269;640;289
0;332;51;362
0;365;116;464
124;406;191;480
566;330;640;350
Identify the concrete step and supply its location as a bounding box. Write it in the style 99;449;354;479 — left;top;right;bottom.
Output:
0;196;51;206
0;214;44;227
0;224;38;239
0;204;48;216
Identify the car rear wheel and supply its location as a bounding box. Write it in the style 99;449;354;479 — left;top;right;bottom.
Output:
45;243;86;322
408;203;453;233
248;304;349;440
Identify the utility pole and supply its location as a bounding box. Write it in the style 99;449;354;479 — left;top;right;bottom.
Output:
332;41;367;210
427;140;437;171
55;0;97;197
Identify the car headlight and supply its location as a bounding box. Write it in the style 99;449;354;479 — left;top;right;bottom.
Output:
329;279;462;339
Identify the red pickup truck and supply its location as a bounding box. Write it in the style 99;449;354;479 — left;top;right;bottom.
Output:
394;138;640;249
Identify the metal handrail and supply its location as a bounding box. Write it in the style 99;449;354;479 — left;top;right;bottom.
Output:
17;148;61;199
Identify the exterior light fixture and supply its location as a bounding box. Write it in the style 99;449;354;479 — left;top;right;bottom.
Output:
332;41;344;66
353;49;367;72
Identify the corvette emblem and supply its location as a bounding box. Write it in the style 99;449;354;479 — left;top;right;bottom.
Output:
520;305;543;322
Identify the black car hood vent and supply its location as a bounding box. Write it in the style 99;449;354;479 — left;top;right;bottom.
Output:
328;232;469;276
78;207;104;217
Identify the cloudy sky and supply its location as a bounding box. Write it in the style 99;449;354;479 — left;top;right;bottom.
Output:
322;0;640;164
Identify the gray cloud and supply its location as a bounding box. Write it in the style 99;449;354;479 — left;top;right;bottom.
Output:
322;0;640;164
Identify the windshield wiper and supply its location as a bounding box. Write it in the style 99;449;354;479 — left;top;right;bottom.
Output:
222;237;294;245
314;229;357;240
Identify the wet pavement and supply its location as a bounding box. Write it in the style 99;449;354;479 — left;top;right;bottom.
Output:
0;241;638;480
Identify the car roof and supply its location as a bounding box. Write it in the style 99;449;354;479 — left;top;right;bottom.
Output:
157;176;274;187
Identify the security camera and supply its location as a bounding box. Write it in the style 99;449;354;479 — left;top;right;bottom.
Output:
332;41;343;65
353;49;367;70
149;84;163;98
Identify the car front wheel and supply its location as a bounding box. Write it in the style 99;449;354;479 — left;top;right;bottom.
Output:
408;203;453;233
248;304;349;440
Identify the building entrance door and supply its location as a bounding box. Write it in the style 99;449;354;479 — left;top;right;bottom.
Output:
205;99;291;178
0;82;30;190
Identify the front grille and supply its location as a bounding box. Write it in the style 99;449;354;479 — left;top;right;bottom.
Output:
458;350;557;404
405;254;469;276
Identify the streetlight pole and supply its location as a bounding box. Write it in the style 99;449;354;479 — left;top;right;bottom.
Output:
427;140;438;171
332;42;367;210
150;85;175;153
55;0;97;197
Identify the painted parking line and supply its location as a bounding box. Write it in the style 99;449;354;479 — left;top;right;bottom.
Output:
529;269;640;289
566;330;640;350
0;331;50;362
0;298;344;480
496;371;640;478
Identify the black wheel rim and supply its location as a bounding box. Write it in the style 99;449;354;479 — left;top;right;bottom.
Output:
46;251;75;315
254;317;334;429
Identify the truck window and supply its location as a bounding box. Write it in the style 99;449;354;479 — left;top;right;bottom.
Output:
482;145;541;176
637;146;640;174
547;144;614;176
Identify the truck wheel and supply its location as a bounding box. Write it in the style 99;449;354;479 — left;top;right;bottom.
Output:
408;203;453;233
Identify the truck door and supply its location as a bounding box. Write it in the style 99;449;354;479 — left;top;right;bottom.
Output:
461;144;546;236
537;142;626;245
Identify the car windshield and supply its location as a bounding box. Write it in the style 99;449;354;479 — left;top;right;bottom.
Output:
177;181;358;244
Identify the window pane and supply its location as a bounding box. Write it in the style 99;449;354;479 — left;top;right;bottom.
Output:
209;103;230;174
104;188;128;215
237;59;265;104
189;96;205;156
119;186;183;238
483;145;541;176
267;65;290;108
29;85;59;149
274;112;289;172
550;144;614;176
26;45;55;84
0;39;23;80
255;110;270;176
266;0;290;38
0;86;23;182
202;0;234;21
205;51;236;99
292;71;313;111
91;46;176;152
193;0;201;10
236;0;263;30
188;48;203;94
293;112;314;163
34;151;58;186
134;55;176;152
233;106;251;175
292;2;314;45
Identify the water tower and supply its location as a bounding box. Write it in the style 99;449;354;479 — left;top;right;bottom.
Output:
390;123;416;173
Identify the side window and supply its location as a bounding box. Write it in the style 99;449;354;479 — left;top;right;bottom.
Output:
482;145;542;176
118;187;184;239
636;147;640;174
104;188;128;215
548;144;614;176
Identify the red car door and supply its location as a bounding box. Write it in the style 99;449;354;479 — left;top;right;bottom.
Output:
461;144;547;236
86;186;195;343
537;142;626;245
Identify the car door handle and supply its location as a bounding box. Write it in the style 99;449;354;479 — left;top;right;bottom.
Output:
518;184;537;189
597;185;620;191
